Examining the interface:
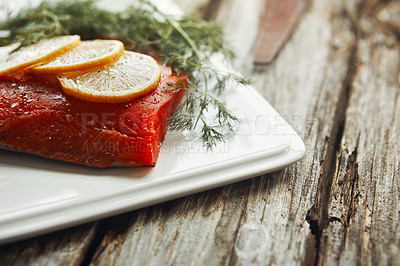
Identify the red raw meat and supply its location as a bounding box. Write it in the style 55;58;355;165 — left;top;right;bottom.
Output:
0;66;184;167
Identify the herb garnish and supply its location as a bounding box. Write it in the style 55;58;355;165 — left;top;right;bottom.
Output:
0;0;251;149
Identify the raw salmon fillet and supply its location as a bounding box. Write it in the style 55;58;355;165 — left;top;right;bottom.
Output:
0;66;184;167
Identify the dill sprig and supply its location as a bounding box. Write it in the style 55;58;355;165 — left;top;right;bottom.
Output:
0;0;251;149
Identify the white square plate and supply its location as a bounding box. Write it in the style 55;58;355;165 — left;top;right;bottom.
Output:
0;1;305;245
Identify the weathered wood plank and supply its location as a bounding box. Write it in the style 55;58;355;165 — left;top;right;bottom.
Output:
318;0;400;264
237;0;356;264
0;222;100;266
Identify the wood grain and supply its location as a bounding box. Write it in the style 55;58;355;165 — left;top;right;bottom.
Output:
0;0;399;265
317;0;400;264
0;223;100;266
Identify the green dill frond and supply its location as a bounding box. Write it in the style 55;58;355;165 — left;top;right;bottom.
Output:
166;78;187;93
168;114;195;131
201;122;225;150
0;0;117;46
211;97;239;132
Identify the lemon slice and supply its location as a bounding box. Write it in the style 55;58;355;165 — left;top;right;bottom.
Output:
31;39;125;73
58;51;161;103
0;35;81;76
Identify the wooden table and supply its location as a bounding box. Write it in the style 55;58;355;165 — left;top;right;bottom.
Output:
1;0;400;264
